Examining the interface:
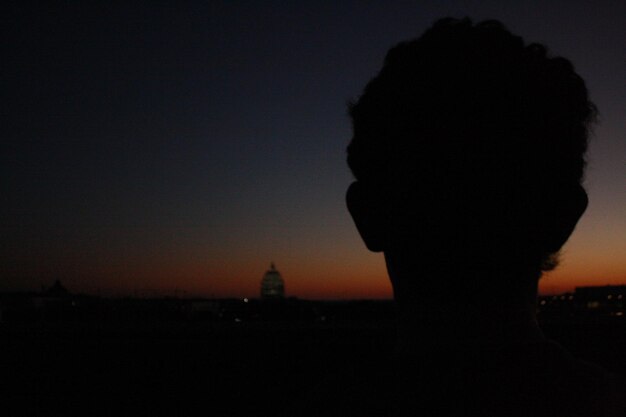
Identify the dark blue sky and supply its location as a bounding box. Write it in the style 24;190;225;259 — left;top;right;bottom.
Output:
2;1;625;297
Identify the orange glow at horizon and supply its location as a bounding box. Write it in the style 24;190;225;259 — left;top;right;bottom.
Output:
8;215;623;300
47;248;625;300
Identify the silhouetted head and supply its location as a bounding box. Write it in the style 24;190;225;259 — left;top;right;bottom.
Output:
346;18;596;304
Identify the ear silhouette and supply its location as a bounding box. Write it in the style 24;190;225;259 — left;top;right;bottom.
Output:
346;182;386;252
541;184;588;253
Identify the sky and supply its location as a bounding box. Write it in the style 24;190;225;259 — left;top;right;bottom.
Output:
2;1;625;299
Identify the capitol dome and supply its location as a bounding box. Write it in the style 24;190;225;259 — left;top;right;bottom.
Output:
260;262;285;299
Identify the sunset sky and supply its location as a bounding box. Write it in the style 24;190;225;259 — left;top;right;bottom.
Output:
2;1;625;299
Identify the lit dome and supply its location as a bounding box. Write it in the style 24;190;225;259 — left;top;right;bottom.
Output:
260;262;285;299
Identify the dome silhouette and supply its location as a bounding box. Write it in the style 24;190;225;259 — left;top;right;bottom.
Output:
260;262;285;299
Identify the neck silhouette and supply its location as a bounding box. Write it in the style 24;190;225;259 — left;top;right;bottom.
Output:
385;250;545;356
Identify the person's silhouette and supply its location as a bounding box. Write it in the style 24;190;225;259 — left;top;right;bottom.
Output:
342;17;624;417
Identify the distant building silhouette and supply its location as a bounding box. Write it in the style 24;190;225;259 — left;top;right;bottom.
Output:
260;262;285;299
45;280;69;297
575;285;625;316
537;285;626;320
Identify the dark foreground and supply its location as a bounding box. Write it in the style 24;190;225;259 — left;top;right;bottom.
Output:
2;317;625;416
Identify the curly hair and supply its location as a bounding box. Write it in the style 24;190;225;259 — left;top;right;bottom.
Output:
347;18;596;273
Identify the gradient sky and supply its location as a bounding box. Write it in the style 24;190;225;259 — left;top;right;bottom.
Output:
2;1;625;299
